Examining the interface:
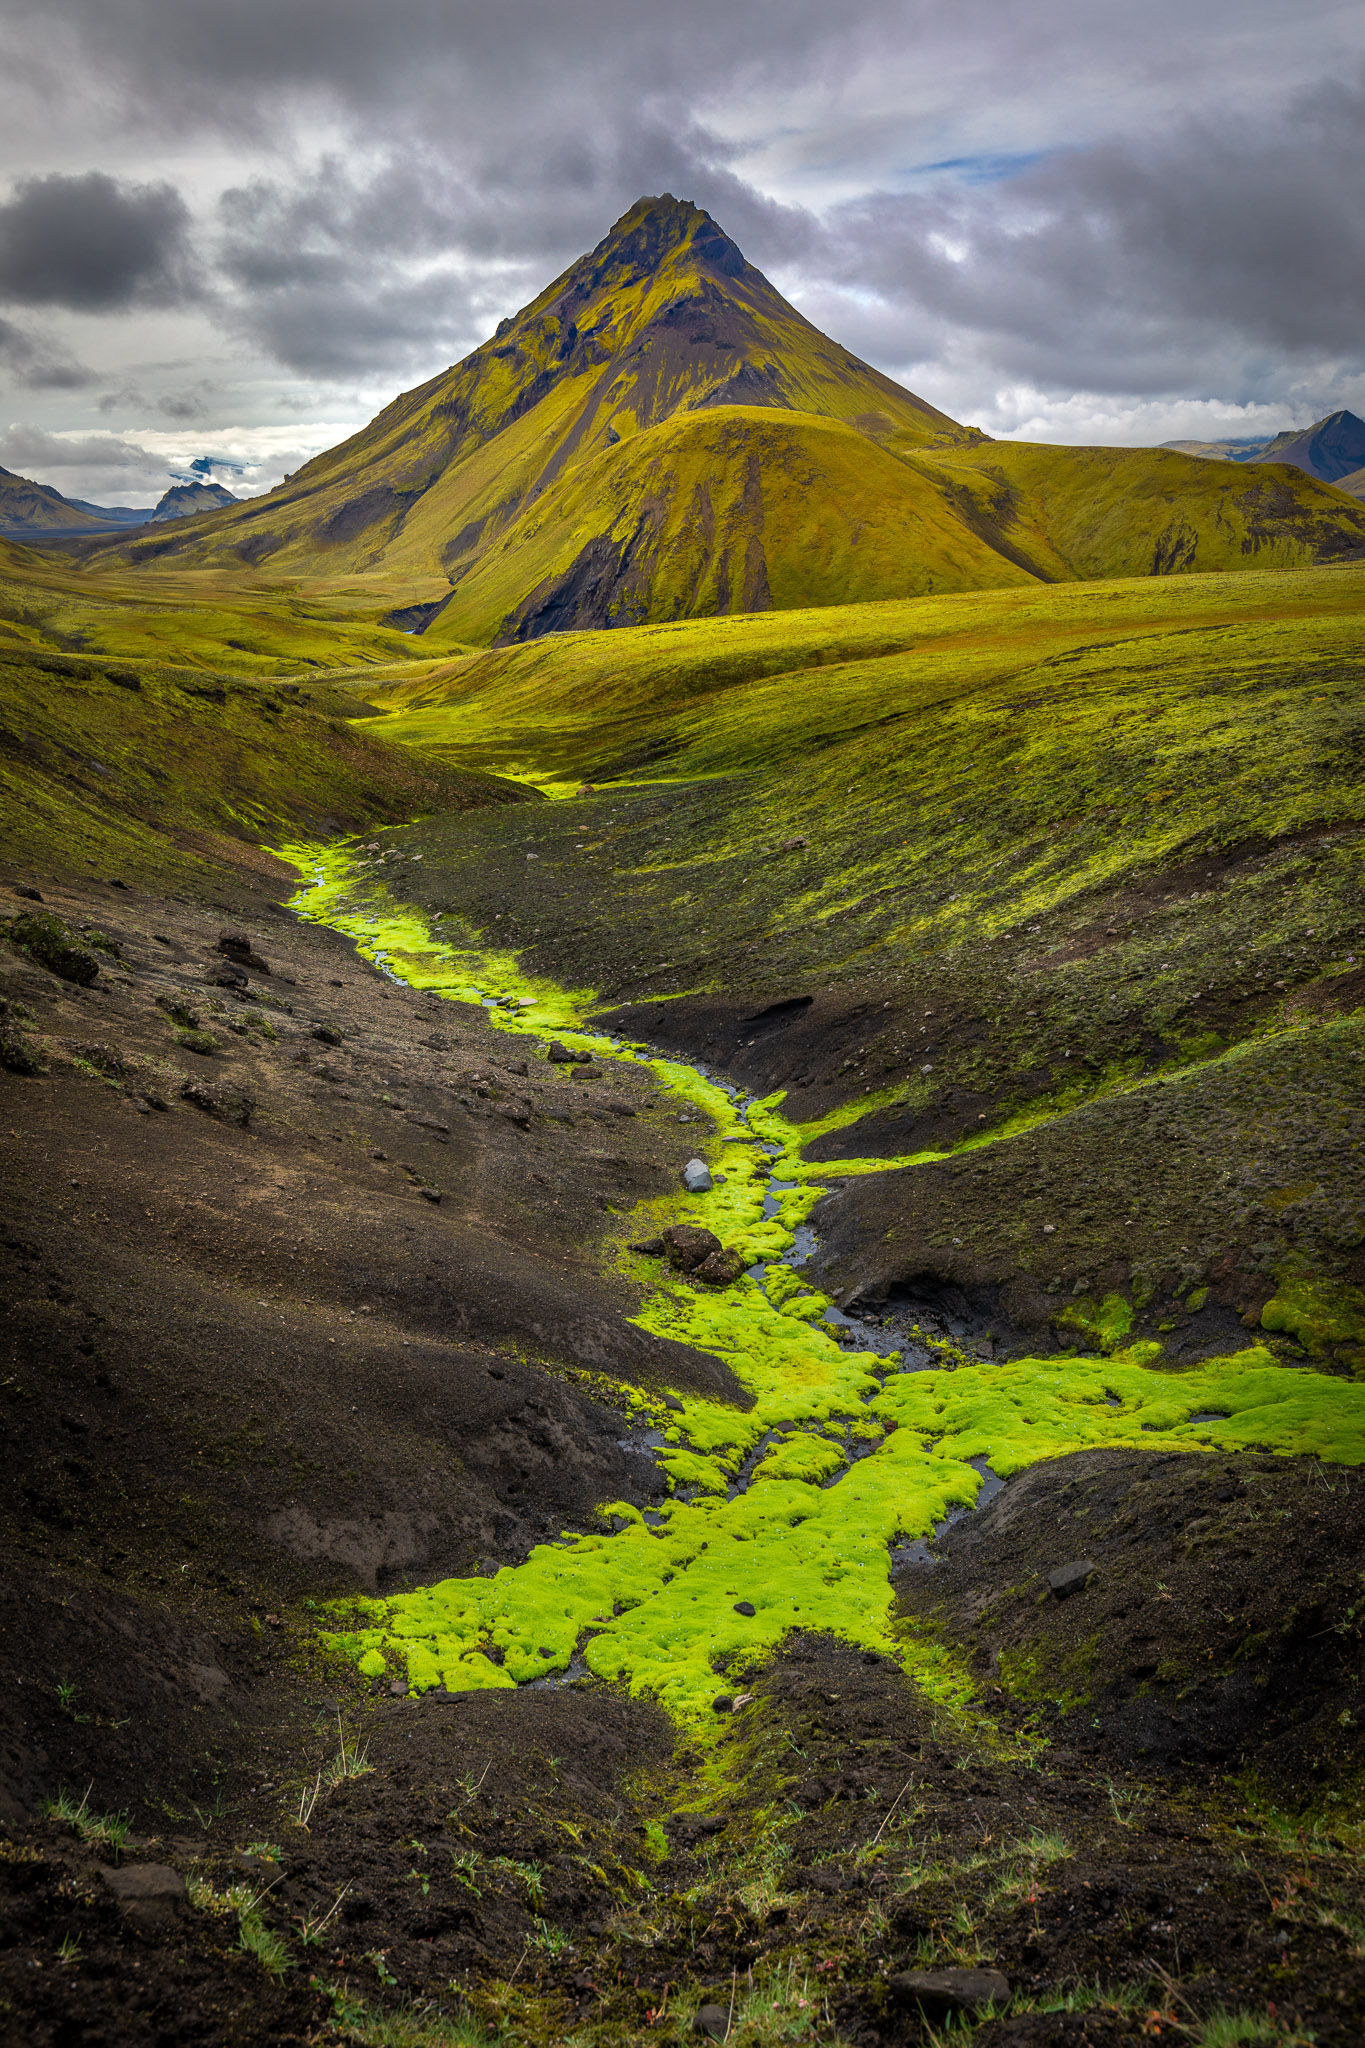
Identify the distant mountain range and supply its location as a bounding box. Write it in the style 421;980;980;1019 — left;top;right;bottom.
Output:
77;198;1365;636
0;467;238;539
1162;410;1365;499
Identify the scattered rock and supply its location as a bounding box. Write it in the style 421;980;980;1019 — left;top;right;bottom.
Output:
418;1186;442;1203
406;1114;451;1133
311;1023;344;1046
1047;1560;1096;1598
571;1064;603;1079
546;1041;576;1063
216;931;270;972
155;991;200;1029
99;1863;187;1925
711;1696;734;1715
176;1027;217;1056
629;1235;666;1256
733;1600;756;1616
207;963;248;989
888;1968;1010;2018
0;1007;43;1074
13;886;42;902
695;1248;747;1286
682;1158;714;1193
782;835;810;851
661;1394;685;1412
694;2005;731;2039
601;1099;637;1116
179;1078;254;1125
5;910;99;986
661;1224;723;1272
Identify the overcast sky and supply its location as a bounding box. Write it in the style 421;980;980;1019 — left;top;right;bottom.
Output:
0;0;1362;505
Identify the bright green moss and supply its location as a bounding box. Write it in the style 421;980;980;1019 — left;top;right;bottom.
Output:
292;848;1365;1734
1261;1273;1365;1363
1056;1293;1135;1353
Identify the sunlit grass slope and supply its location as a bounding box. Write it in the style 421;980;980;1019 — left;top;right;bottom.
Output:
0;644;526;885
423;407;1047;644
364;558;1365;799
0;540;423;675
358;557;1365;1166
935;440;1365;579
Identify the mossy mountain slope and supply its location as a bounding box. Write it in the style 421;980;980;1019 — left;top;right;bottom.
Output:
95;196;969;594
84;195;1365;640
0;467;113;537
359;559;1365;1369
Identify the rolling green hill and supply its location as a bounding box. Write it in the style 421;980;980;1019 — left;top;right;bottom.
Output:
0;533;425;674
83;197;1365;641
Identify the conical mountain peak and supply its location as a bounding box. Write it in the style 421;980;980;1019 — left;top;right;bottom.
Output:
588;193;751;284
106;195;971;604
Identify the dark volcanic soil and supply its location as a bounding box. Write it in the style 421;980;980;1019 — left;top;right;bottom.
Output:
2;848;1364;2047
4;1452;1364;2045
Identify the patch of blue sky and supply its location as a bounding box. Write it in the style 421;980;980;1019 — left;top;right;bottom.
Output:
902;149;1047;185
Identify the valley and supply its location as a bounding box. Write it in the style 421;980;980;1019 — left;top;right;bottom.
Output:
1;195;1363;2048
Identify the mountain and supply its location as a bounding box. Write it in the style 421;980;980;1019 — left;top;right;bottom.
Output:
1250;410;1365;485
92;197;1365;636
0;463;241;539
149;479;239;522
0;464;149;537
1162;410;1365;488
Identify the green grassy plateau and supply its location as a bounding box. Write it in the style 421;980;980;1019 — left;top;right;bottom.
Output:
0;532;426;675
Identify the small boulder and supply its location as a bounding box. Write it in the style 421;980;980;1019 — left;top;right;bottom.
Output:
7;910;99;986
155;991;199;1030
217;931;270;971
661;1224;723;1272
99;1863;186;1925
695;1248;746;1286
630;1235;666;1255
175;1027;218;1057
311;1023;343;1046
13;886;42;902
711;1695;734;1715
180;1079;254;1125
888;1968;1010;2018
546;1041;582;1063
1047;1560;1096;1599
733;1600;756;1617
682;1158;713;1193
694;2005;730;2040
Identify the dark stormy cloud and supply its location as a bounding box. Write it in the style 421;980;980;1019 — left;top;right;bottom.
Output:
0;0;1361;501
0;171;198;311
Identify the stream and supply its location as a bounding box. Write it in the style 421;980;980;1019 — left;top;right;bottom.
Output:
284;839;1360;1731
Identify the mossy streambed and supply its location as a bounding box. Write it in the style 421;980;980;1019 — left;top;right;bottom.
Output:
286;840;1365;1732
